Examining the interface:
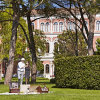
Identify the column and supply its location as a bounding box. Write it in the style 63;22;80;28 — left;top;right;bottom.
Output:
50;17;53;33
37;19;39;29
49;42;54;54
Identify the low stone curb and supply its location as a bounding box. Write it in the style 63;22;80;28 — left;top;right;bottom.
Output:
0;92;40;95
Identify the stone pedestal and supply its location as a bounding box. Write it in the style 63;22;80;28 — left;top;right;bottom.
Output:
20;84;30;93
9;82;20;93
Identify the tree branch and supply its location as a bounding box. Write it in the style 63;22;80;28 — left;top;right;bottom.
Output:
50;0;82;24
31;16;47;22
18;23;31;49
0;10;13;16
77;2;89;37
80;27;88;45
0;19;13;22
32;0;44;9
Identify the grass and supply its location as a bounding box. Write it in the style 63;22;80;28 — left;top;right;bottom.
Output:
0;77;100;100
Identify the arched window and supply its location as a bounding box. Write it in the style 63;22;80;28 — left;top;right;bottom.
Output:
53;22;58;32
45;64;49;73
67;21;75;30
96;21;100;31
59;22;63;32
45;42;49;53
45;22;50;32
67;22;72;30
40;23;45;32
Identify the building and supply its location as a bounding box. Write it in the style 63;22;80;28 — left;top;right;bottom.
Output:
28;13;100;79
1;13;100;79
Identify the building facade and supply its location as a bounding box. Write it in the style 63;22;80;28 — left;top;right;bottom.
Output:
28;14;100;79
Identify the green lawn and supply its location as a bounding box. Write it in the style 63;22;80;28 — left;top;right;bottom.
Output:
0;78;100;100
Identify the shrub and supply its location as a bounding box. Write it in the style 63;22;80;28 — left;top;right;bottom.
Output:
54;55;100;89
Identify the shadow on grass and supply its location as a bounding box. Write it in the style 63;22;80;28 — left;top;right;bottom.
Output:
36;82;52;84
0;77;56;88
0;82;4;84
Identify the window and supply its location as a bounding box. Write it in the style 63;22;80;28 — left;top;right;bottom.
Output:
67;22;72;30
96;21;100;31
67;21;75;30
46;64;49;73
45;42;49;53
40;23;45;32
53;22;58;32
45;22;50;32
67;22;71;30
59;22;63;32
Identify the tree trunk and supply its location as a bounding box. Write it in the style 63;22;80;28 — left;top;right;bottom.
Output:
75;16;78;56
27;12;37;84
88;14;95;56
4;2;19;85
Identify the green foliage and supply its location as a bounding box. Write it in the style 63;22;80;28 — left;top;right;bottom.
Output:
0;12;28;60
83;0;100;14
54;55;100;89
34;29;46;56
54;30;87;57
0;9;46;62
36;59;44;73
0;9;12;59
96;38;100;55
15;18;28;60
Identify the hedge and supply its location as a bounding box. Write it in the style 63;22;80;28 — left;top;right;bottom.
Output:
54;55;100;89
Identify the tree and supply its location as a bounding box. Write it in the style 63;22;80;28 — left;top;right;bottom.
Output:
54;30;87;57
0;10;46;81
3;0;20;85
36;59;44;74
50;0;100;56
18;0;53;83
0;0;56;84
0;11;28;59
0;0;46;84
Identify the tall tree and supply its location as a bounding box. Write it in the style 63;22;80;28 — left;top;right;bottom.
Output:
19;0;55;83
3;0;20;85
19;0;44;83
0;0;48;84
0;0;62;84
0;12;46;83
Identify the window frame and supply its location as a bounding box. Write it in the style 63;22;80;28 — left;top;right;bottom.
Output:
59;22;63;32
53;22;58;32
45;64;49;74
40;23;45;32
96;21;100;31
45;22;50;32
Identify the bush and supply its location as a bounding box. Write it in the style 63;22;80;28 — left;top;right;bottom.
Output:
54;55;100;89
